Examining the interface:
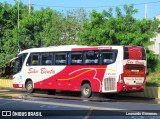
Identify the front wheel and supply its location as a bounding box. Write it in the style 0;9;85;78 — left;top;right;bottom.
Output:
81;83;92;98
26;81;34;93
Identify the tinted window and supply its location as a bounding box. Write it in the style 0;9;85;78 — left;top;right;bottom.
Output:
124;47;145;60
124;47;129;59
101;50;117;65
55;53;67;65
41;53;52;65
13;53;27;74
26;53;40;66
71;52;83;65
84;51;99;65
142;48;146;60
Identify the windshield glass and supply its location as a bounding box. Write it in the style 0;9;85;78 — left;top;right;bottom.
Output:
13;53;27;74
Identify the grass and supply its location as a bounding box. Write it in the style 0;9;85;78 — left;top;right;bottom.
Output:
146;60;160;86
146;77;160;86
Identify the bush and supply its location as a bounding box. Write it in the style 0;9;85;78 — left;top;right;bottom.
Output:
146;66;160;86
146;49;159;74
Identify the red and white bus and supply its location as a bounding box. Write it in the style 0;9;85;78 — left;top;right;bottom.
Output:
13;45;146;98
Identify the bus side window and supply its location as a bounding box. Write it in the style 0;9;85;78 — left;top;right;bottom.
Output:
55;53;67;65
26;53;40;66
71;52;83;65
101;51;113;64
41;53;52;65
84;51;99;65
32;54;39;65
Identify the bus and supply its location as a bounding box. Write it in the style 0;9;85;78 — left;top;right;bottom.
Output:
12;45;146;98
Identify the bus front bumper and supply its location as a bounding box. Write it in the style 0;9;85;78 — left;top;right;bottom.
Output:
13;84;24;88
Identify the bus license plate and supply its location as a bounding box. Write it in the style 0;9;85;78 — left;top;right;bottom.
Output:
132;87;136;89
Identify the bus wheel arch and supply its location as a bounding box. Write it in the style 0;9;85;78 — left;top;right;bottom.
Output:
81;80;92;98
25;79;34;93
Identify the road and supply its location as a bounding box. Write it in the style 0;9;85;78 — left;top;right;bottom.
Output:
0;88;160;119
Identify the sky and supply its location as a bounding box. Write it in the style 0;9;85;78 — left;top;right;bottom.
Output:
1;0;160;19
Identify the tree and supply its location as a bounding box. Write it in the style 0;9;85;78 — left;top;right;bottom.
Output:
78;4;160;72
0;2;18;67
0;2;28;67
60;8;88;45
19;9;45;49
0;2;159;74
39;8;65;46
40;8;88;46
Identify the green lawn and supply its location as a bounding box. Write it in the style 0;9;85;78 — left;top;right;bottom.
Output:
146;60;160;86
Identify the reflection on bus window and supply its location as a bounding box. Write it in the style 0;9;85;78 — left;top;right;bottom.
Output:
85;51;99;65
55;53;67;65
26;53;40;66
31;54;39;65
102;51;114;64
71;52;83;65
13;53;27;74
42;53;52;65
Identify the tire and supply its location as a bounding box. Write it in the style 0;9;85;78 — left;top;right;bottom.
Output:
26;81;34;93
81;83;92;98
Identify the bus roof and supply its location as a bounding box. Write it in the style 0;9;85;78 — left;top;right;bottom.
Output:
18;45;142;55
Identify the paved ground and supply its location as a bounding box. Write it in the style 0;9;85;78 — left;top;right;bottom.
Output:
0;88;160;119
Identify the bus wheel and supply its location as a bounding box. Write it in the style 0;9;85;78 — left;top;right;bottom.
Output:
26;81;34;93
81;83;92;98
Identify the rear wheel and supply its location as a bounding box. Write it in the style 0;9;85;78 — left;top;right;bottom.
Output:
26;81;34;93
81;83;92;98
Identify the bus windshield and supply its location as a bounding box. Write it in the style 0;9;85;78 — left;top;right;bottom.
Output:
13;53;27;74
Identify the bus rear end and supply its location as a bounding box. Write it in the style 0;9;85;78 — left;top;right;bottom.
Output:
117;46;146;92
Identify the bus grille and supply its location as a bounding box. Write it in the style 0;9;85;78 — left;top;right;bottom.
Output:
104;78;116;91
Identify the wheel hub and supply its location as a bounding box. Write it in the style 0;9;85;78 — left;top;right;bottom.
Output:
27;84;32;90
83;87;89;95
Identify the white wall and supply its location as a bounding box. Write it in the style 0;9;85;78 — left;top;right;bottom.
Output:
148;14;160;56
149;34;160;55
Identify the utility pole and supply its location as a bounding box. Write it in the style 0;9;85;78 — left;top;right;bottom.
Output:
29;0;31;14
16;0;20;52
145;3;148;19
18;0;19;30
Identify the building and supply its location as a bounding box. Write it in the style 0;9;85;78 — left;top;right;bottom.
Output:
149;14;160;56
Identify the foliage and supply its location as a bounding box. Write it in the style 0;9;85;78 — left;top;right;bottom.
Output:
0;2;87;68
0;2;160;76
78;4;160;73
146;77;160;86
79;4;159;46
146;59;160;85
0;2;26;66
146;49;158;73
